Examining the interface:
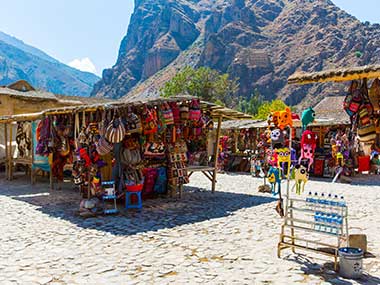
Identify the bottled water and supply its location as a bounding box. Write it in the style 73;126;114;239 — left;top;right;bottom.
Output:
306;191;313;210
339;196;346;207
320;193;326;210
314;192;319;211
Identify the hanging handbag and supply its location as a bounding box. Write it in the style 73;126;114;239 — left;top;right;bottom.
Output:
180;102;190;121
105;117;126;143
126;112;142;134
357;123;376;142
161;103;174;125
95;137;113;156
344;81;363;116
170;102;181;124
369;78;380;112
189;99;201;121
142;106;158;135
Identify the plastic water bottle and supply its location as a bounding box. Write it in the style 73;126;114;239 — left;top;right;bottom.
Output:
314;192;319;211
327;193;333;211
339;196;346;207
331;214;338;234
314;212;320;231
306;191;313;210
320;193;326;210
332;194;339;214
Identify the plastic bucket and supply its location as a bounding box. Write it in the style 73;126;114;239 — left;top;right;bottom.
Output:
338;247;363;279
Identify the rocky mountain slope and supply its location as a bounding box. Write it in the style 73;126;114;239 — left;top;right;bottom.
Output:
0;31;99;97
92;0;380;107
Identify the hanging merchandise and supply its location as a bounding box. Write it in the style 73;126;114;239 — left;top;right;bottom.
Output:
369;78;380;112
125;111;143;134
301;107;316;131
161;103;175;126
154;167;168;194
276;147;291;177
141;106;158;135
277;107;293;130
292;164;308;195
180;102;190;122
16;122;32;158
267;166;281;196
344;80;363;117
270;129;285;148
105;117;126;143
169;101;181;125
189;99;201;121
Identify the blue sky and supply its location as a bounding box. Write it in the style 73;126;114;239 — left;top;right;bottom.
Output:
0;1;378;76
0;0;134;76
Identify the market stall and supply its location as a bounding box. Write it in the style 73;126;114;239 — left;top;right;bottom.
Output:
218;119;266;173
275;65;380;271
1;97;251;204
289;64;380;174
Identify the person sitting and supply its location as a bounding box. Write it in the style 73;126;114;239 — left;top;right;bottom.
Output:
370;153;380;174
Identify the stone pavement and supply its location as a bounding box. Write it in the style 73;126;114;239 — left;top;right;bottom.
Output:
0;173;379;284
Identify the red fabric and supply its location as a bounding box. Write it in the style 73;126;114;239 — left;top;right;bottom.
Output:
313;159;324;176
79;148;91;167
358;156;370;172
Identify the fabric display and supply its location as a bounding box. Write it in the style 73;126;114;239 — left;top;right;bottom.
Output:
167;140;189;186
33;98;213;214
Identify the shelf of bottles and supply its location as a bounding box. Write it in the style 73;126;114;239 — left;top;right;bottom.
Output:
284;192;348;237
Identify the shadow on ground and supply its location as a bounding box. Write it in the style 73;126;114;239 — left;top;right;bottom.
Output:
284;253;380;285
0;175;277;237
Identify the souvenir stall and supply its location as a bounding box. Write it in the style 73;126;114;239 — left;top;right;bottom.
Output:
265;106;351;271
218;119;266;173
289;65;380;175
9;97;250;215
275;65;380;271
292;98;353;178
0;112;46;183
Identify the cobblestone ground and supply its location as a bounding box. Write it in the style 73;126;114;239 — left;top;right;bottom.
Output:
0;173;379;284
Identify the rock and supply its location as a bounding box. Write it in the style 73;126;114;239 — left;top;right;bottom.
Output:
92;0;380;110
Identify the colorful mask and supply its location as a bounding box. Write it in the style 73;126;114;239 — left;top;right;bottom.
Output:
270;129;284;146
293;164;308;195
298;144;315;171
267;167;281;196
278;108;293;130
301;130;318;147
276;147;291;177
301;107;316;130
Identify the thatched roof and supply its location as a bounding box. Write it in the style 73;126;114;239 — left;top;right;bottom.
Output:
288;65;380;85
221;119;266;130
0;96;252;123
0;86;58;101
311;96;350;126
55;94;116;105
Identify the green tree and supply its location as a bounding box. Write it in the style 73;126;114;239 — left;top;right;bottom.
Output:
160;66;239;107
254;100;288;120
238;89;262;115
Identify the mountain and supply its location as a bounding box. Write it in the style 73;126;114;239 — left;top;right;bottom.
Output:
0;31;99;97
92;0;380;107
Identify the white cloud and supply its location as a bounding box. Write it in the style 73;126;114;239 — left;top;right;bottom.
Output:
68;57;97;74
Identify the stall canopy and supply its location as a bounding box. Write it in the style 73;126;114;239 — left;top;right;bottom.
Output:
288;64;380;84
0;95;252;192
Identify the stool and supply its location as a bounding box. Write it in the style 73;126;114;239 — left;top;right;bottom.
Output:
125;191;142;210
101;181;118;215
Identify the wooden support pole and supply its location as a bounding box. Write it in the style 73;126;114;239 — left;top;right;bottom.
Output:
212;116;222;193
8;123;13;181
31;123;35;185
4;124;8;179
